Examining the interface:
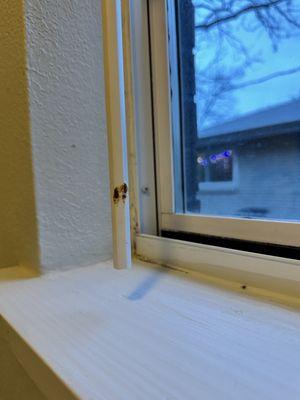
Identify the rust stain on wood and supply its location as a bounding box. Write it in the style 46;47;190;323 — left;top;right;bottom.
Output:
113;183;129;205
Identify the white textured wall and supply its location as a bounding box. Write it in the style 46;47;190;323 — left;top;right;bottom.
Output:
25;0;112;269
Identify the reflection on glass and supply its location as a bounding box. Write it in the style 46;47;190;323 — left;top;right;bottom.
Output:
197;150;233;182
175;0;300;220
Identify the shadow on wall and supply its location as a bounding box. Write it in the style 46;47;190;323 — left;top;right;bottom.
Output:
0;1;39;269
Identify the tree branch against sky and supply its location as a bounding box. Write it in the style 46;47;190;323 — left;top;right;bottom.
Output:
195;0;287;30
225;65;300;92
193;0;300;129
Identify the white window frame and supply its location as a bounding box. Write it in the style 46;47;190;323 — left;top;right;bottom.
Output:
133;0;300;248
102;0;132;269
125;0;300;297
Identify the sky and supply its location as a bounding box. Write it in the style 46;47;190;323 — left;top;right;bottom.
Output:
192;0;300;132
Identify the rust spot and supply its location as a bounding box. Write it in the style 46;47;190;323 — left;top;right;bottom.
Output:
120;183;128;203
122;183;128;194
113;187;120;204
113;182;129;205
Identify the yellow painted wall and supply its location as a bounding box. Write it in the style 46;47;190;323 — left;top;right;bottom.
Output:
0;339;46;400
0;1;39;268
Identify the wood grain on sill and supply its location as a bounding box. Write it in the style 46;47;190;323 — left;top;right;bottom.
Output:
1;260;300;400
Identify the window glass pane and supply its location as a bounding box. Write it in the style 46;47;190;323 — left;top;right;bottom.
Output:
172;0;300;220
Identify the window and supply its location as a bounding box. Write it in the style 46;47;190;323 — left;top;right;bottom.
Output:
198;150;233;183
131;0;300;253
196;149;238;193
172;0;300;220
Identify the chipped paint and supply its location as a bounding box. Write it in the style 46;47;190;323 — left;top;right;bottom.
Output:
113;183;129;205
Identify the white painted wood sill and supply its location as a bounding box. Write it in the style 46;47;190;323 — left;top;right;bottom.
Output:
1;260;300;400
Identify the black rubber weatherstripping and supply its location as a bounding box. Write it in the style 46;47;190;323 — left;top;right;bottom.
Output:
161;230;300;260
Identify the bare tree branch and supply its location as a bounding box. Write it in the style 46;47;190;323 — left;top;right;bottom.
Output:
226;65;300;91
274;4;300;29
193;0;300;127
195;0;286;30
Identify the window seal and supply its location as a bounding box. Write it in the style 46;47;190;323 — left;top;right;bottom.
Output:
161;230;300;260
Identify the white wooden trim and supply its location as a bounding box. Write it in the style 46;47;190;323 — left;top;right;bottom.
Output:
129;1;300;253
121;0;140;246
167;0;184;212
161;212;300;247
128;0;157;235
102;0;131;269
136;234;300;298
148;0;174;215
146;1;300;249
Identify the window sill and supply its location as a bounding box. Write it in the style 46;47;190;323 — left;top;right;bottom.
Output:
136;234;300;301
1;259;300;399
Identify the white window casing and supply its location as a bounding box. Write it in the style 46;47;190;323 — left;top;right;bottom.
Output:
102;0;132;269
124;0;300;295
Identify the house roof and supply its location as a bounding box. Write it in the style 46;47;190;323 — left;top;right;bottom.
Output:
199;99;300;139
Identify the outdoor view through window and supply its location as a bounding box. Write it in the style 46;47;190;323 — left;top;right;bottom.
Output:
174;0;300;220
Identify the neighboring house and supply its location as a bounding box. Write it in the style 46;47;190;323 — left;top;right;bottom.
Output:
195;99;300;220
